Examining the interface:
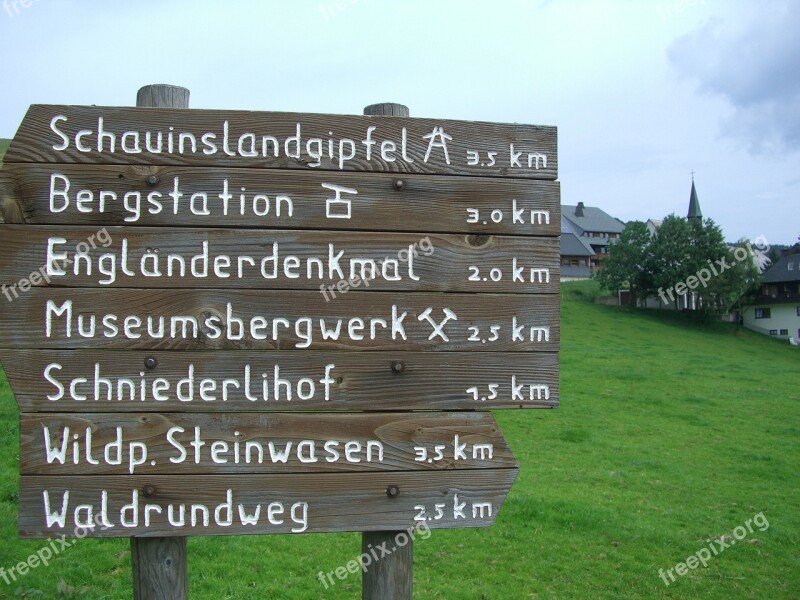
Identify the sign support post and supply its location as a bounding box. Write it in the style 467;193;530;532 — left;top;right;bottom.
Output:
360;101;414;600
129;83;190;600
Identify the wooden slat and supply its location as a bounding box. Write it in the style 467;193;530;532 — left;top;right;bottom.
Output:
0;226;559;294
0;289;559;351
5;105;558;180
20;411;516;474
18;470;519;537
0;163;560;235
0;350;559;412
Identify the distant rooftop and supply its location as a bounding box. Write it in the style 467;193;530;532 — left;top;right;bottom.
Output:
562;202;625;235
762;253;800;284
560;216;597;256
560;234;595;257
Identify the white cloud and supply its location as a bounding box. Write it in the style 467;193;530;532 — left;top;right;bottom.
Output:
668;1;800;153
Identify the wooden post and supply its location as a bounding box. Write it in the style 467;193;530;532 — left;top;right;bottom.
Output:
131;537;188;600
136;84;190;109
361;531;413;599
130;84;190;600
363;102;410;117
361;101;413;600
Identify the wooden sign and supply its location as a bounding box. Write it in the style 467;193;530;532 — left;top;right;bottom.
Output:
0;226;559;293
0;103;559;541
0;163;560;235
5;105;558;178
0;350;558;412
18;470;519;537
20;411;517;475
0;289;559;351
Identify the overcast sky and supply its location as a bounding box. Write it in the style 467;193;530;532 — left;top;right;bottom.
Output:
1;0;797;244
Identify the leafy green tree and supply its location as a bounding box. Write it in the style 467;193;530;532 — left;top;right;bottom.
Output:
649;215;693;307
594;221;654;306
596;214;763;315
704;239;762;314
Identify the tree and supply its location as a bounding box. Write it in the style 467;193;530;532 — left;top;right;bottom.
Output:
649;215;693;308
595;214;763;316
594;221;654;306
704;239;762;314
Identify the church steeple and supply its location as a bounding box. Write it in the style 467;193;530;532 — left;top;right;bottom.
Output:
687;172;702;221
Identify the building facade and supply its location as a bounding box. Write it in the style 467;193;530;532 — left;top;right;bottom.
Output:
561;202;626;271
743;252;800;341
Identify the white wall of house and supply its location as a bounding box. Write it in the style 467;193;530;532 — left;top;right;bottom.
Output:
743;303;800;341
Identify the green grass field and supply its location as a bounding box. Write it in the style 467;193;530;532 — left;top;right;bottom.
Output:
0;140;10;166
0;282;797;599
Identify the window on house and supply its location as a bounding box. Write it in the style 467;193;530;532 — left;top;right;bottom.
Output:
780;329;789;335
769;330;778;335
788;262;795;271
797;306;800;316
755;308;771;319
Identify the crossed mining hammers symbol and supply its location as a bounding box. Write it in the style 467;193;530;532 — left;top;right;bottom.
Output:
417;307;458;341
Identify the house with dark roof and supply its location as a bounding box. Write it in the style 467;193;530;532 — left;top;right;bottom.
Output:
561;202;626;270
742;251;800;341
560;216;596;279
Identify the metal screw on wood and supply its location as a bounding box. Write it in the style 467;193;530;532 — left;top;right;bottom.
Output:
142;485;157;498
391;361;405;374
144;357;157;370
386;485;400;498
146;174;159;186
393;178;405;191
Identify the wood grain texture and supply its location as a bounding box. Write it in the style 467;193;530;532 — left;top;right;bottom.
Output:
0;163;560;235
0;289;560;351
0;350;558;412
363;103;410;117
362;531;412;600
131;537;187;600
18;469;519;537
0;226;559;294
5;105;558;180
20;411;517;474
136;85;189;110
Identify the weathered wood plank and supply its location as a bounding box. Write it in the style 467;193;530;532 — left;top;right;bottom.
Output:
362;530;412;600
18;469;519;537
20;411;516;475
0;163;560;235
0;226;559;294
0;350;559;412
0;289;559;351
131;537;187;600
5;105;558;179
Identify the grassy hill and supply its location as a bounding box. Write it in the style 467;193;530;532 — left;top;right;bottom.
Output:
0;139;10;167
0;283;797;598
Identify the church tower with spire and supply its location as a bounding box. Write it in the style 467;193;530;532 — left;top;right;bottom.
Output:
687;173;703;222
